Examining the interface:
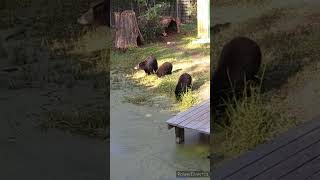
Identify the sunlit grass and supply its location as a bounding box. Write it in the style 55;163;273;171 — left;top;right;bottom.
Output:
212;85;298;160
178;89;199;111
112;23;210;112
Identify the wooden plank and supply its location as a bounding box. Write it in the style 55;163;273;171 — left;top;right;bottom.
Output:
254;141;320;180
178;104;209;127
199;121;210;131
185;111;210;129
184;113;209;131
221;127;320;180
197;121;210;133
166;100;209;125
166;99;210;136
205;126;210;134
211;116;320;179
176;110;209;130
168;107;205;127
307;170;320;180
167;101;209;126
167;102;204;123
281;154;320;180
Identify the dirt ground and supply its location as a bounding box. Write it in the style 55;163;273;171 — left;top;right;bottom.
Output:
0;0;108;179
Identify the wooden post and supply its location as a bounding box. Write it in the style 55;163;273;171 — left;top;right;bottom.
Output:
175;127;184;144
197;0;210;40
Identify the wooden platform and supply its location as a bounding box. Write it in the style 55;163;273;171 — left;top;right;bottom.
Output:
211;115;320;180
166;99;210;143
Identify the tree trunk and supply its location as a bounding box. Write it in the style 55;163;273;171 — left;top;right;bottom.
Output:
114;10;144;50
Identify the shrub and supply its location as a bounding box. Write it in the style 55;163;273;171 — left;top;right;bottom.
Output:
138;2;170;42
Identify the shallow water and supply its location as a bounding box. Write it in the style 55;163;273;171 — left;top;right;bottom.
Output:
110;72;210;180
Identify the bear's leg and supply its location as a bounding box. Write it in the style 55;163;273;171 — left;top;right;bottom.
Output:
144;69;151;75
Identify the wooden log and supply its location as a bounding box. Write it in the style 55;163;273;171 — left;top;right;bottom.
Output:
175;127;184;144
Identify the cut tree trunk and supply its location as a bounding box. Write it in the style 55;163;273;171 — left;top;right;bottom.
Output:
114;10;144;50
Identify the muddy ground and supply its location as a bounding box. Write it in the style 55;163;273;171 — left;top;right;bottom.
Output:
0;0;109;179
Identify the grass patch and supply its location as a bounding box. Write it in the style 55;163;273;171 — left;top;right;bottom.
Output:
38;110;107;140
156;75;178;94
211;9;318;160
123;94;151;105
212;85;298;160
111;23;209;112
177;89;198;111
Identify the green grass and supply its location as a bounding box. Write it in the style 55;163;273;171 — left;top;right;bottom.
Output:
211;6;320;164
222;88;296;156
156;75;178;94
38;110;107;140
123;94;151;105
112;23;209;112
212;85;298;161
178;89;198;111
0;0;110;139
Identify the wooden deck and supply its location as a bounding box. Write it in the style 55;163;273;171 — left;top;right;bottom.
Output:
211;115;320;180
166;99;210;143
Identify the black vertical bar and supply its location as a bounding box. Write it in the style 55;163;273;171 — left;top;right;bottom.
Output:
105;0;111;27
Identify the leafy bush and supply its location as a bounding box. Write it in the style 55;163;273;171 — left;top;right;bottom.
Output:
138;2;170;42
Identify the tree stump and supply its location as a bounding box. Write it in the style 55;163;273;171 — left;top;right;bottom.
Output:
114;10;144;50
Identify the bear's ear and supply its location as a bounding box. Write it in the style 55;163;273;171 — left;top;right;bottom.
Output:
139;61;146;66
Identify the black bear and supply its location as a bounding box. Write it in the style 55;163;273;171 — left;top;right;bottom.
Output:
134;56;158;75
156;62;173;77
211;22;231;35
175;73;192;100
211;36;261;116
77;0;110;26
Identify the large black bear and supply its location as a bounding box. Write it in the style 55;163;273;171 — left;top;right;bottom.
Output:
212;22;231;35
212;36;261;117
77;0;110;26
175;73;192;100
156;62;173;78
134;56;158;75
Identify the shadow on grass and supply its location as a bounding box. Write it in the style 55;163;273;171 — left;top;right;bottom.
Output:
212;7;320;94
0;0;110;139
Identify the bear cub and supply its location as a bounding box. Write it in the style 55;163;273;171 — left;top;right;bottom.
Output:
175;73;192;100
211;36;261;121
156;62;173;77
134;56;158;75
